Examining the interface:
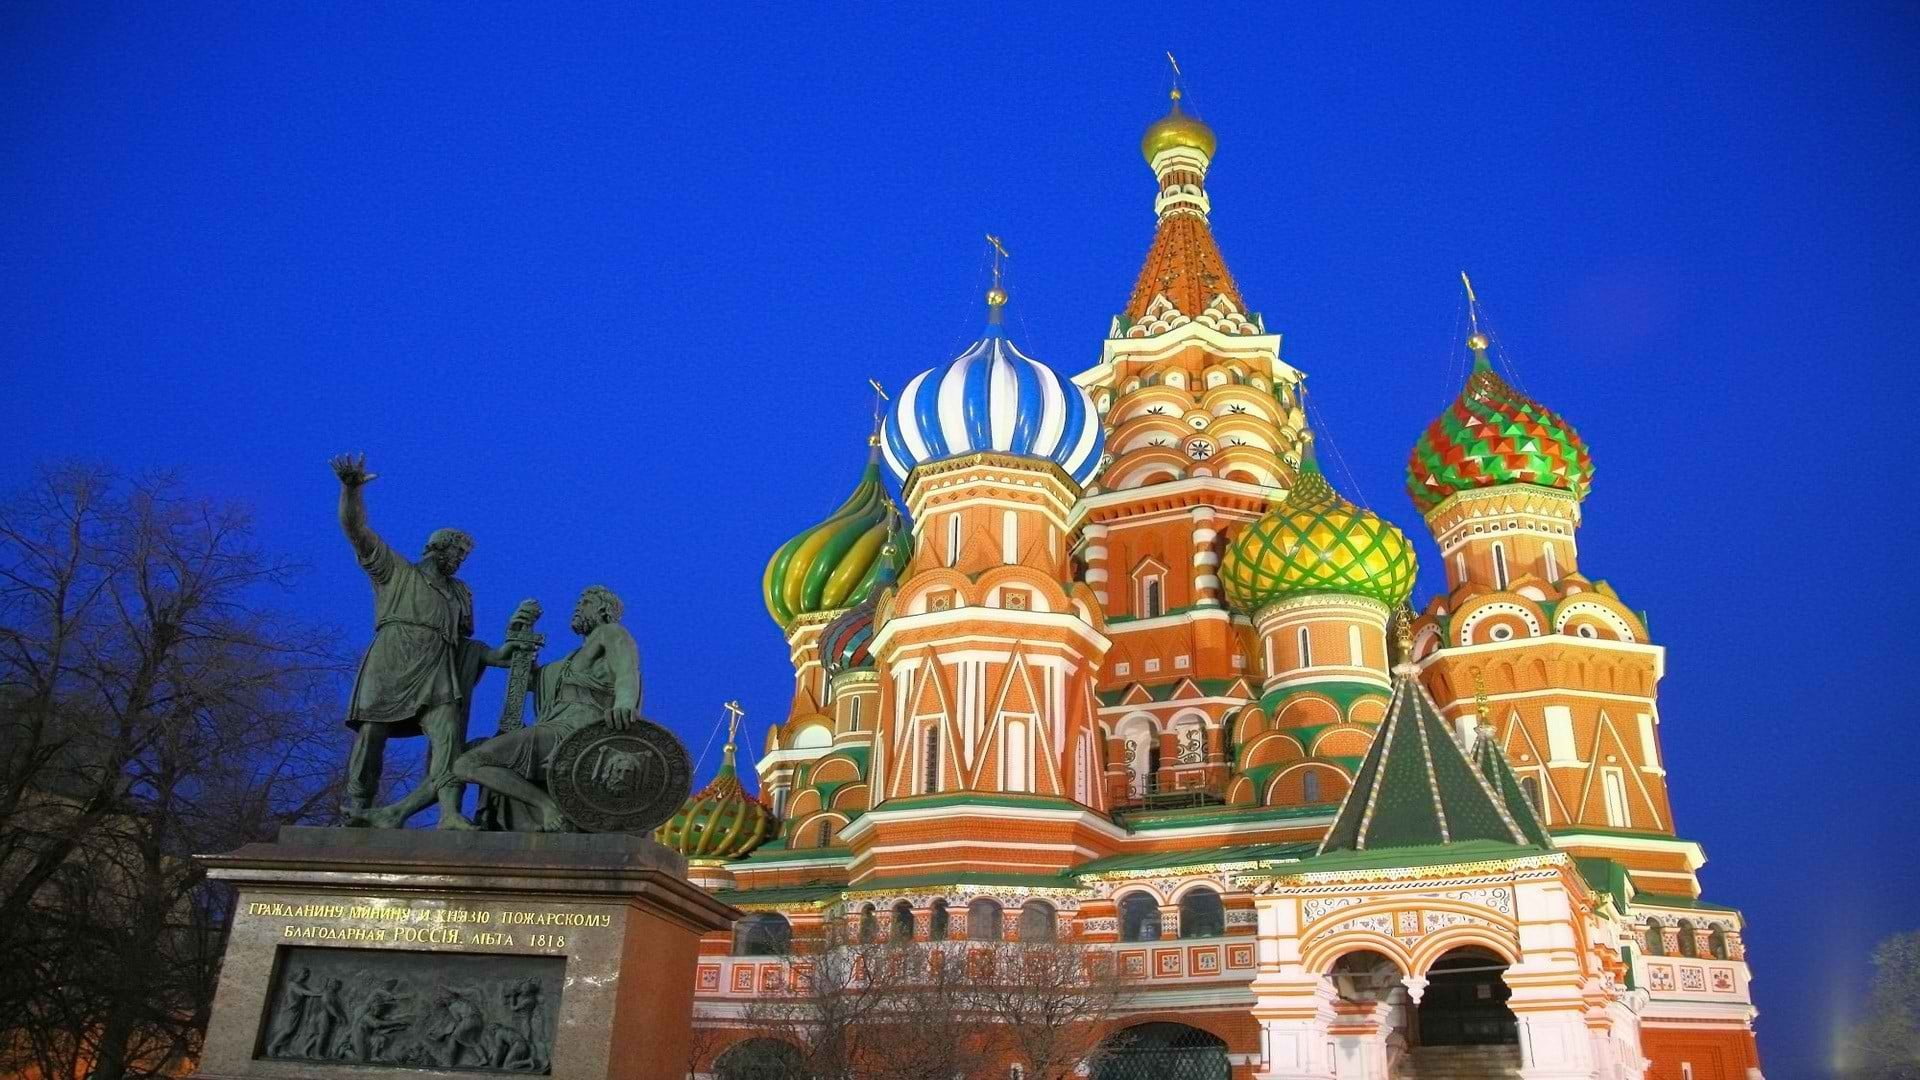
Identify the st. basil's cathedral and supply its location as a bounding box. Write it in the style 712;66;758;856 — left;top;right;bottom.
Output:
653;87;1765;1080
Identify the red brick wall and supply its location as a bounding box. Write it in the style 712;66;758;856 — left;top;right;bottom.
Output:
1642;1026;1761;1080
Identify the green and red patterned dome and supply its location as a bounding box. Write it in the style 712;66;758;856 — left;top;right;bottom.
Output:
1220;449;1418;611
1406;334;1593;513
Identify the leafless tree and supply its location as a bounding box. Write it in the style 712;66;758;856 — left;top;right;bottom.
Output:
721;919;1136;1080
0;464;344;1080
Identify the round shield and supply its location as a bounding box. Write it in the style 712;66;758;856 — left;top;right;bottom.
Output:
548;718;692;834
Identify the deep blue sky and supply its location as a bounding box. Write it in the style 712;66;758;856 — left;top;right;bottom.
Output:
5;5;1914;1072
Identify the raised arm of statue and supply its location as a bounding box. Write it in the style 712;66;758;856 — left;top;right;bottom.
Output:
330;453;386;569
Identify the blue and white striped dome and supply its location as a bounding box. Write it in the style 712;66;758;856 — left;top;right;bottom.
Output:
881;323;1104;488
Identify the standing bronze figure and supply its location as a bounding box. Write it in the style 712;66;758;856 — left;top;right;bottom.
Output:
331;454;522;828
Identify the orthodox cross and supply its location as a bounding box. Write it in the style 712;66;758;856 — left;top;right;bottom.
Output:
1461;270;1485;339
985;233;1010;294
722;700;745;749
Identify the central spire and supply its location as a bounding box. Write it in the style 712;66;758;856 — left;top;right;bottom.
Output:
1121;69;1256;338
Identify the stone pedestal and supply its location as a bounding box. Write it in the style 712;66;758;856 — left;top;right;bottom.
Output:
191;826;738;1080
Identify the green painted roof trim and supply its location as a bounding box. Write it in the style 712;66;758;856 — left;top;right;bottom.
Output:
1268;838;1552;876
1121;801;1331;831
714;883;850;907
1097;678;1246;708
1575;856;1635;912
1074;841;1317;877
874;793;1084;814
1630;894;1741;914
845;871;1082;892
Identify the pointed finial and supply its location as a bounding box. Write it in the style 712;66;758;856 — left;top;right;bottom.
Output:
1394;607;1416;672
722;700;745;748
1473;670;1491;723
867;378;889;446
1166;52;1184;105
1461;271;1490;353
985;234;1010;316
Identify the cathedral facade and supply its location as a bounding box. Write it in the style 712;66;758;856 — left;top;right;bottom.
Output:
657;90;1764;1080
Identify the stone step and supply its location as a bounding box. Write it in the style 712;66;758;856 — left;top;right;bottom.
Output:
1396;1044;1524;1079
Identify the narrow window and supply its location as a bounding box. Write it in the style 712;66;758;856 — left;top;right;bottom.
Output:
848;697;861;731
1143;577;1163;618
1302;770;1321;804
1455;552;1467;584
1146;744;1162;794
1603;769;1629;828
929;899;950;940
1005;719;1029;792
923;725;941;794
816;818;833;848
947;514;961;567
1520;775;1543;815
1677;919;1699;958
1493;543;1510;590
1710;927;1731;960
1347;625;1363;666
892;902;915;943
1645;921;1666;956
1002;510;1018;564
1297;627;1313;667
859;904;878;943
1544;542;1560;582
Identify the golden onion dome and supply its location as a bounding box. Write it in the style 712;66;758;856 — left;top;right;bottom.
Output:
1220;454;1418;611
654;743;777;862
1141;89;1217;164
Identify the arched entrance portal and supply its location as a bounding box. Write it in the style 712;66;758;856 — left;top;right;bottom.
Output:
1090;1022;1230;1080
1415;946;1518;1047
713;1037;804;1080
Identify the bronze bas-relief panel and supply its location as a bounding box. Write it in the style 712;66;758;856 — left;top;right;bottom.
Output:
257;946;563;1073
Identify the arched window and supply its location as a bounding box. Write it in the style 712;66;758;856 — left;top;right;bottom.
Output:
1644;920;1666;956
1677;919;1699;958
947;514;961;567
858;904;878;944
968;898;1004;941
923;725;941;794
1493;543;1510;590
1709;926;1731;960
929;899;951;940
1146;743;1162;794
815;818;833;848
1519;775;1542;814
1018;901;1056;943
848;697;861;731
1302;770;1321;804
732;913;791;957
891;902;915;943
1119;892;1161;942
1297;627;1313;666
1177;887;1225;939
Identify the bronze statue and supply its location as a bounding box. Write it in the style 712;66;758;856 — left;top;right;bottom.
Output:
454;586;640;832
330;454;525;829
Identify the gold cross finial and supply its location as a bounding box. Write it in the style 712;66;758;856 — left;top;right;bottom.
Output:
1473;671;1490;722
723;700;745;745
1461;271;1488;348
1395;607;1415;657
985;234;1010;308
1166;52;1183;102
867;378;889;441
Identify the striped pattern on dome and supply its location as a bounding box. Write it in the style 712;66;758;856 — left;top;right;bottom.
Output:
881;326;1104;488
762;448;910;630
820;599;877;678
655;746;777;861
1407;350;1592;513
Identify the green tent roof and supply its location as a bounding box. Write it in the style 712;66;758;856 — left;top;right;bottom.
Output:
1319;661;1539;854
1470;723;1555;847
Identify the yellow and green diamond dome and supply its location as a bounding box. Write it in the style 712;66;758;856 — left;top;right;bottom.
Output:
762;443;910;630
1220;455;1417;611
